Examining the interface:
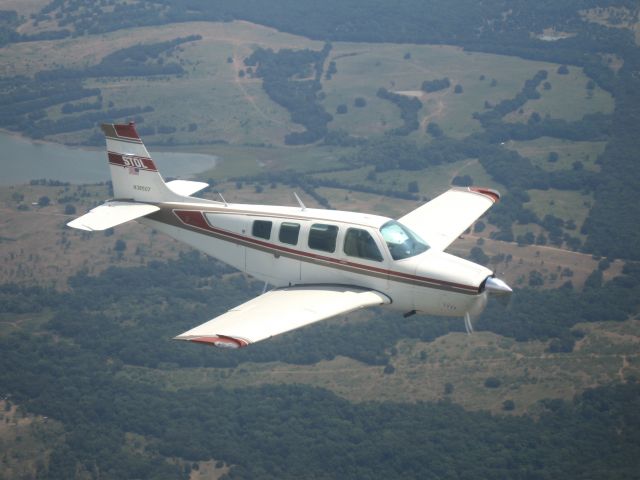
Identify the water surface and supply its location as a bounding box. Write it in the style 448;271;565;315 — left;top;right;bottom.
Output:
0;131;218;185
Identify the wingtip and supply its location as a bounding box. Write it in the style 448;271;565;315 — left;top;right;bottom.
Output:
468;187;500;203
172;334;249;349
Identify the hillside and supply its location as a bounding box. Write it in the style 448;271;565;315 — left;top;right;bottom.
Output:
1;1;640;478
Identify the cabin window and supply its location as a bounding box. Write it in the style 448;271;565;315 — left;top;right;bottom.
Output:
380;220;429;260
279;222;300;245
343;228;383;262
308;223;338;253
252;220;272;240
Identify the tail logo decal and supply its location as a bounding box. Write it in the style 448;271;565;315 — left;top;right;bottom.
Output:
108;152;158;172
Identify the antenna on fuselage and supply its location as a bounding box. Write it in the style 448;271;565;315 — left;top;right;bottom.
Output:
293;192;306;211
217;192;228;207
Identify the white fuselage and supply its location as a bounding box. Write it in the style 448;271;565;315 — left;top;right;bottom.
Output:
142;201;493;318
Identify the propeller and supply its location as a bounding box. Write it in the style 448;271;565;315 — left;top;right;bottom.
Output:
464;274;512;334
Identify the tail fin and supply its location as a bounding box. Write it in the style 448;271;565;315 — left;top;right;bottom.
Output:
67;123;211;232
102;122;180;203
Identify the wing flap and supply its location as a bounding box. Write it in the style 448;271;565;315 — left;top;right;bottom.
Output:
398;187;499;251
67;201;160;231
175;285;390;347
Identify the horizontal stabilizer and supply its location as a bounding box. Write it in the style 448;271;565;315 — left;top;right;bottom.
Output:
166;180;209;197
175;285;390;348
67;201;159;231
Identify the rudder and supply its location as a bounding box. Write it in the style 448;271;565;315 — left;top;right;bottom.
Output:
102;122;176;203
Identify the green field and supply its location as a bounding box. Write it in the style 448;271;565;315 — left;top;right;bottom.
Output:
311;158;503;199
2;20;613;150
507;137;606;172
525;189;593;230
323;42;613;140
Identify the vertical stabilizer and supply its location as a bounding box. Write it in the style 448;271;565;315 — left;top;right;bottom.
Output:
102;122;179;203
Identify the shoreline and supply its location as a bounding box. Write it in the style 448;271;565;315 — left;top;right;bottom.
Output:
0;127;223;156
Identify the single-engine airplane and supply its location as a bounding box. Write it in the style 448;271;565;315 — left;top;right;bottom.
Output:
68;123;512;348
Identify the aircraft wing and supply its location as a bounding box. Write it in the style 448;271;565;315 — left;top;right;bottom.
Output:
398;187;500;251
174;285;390;348
67;201;159;231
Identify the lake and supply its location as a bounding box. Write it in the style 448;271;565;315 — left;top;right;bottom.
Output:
0;131;218;185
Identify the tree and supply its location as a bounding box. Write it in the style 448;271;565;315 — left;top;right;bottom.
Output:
407;181;419;193
529;270;544;286
452;175;473;187
421;78;450;92
454;84;463;94
484;377;501;388
470;246;489;264
336;104;348;114
502;400;515;411
548;151;559;162
114;239;127;252
557;65;569;75
64;204;76;215
353;97;367;108
426;122;443;138
38;196;50;207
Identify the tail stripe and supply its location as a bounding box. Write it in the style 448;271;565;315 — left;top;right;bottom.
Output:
102;123;142;142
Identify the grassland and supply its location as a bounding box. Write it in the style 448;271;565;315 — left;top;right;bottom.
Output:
0;400;64;479
323;42;613;140
311;157;503;200
119;319;640;415
524;189;593;228
187;143;353;180
506;137;606;172
0;184;189;288
0;20;613;151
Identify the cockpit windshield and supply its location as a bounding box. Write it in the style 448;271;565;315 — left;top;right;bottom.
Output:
380;220;429;260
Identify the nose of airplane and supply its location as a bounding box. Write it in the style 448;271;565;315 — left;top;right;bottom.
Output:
483;276;513;295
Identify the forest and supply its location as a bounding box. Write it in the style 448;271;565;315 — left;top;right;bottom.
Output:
244;45;333;145
1;251;640;478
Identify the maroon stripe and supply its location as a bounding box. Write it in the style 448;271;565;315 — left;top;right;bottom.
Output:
114;123;140;140
173;210;478;294
187;335;249;348
469;187;500;203
108;152;157;172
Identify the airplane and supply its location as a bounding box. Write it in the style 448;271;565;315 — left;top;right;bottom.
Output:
68;122;512;349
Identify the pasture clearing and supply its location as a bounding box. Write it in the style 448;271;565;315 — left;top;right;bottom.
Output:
119;319;640;415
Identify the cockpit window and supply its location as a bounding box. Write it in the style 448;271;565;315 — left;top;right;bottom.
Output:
344;228;383;262
380;220;429;260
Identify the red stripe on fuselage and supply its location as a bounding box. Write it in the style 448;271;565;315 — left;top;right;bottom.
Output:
172;210;479;294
